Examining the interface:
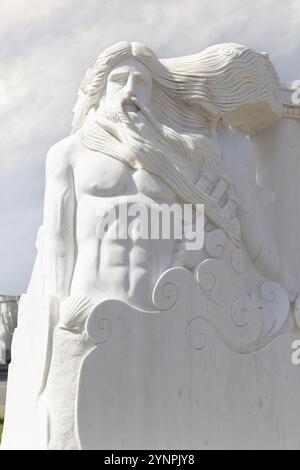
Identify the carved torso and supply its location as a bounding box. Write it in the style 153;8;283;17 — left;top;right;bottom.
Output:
70;138;178;309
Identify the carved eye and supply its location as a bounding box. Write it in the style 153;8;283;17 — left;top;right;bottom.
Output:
136;76;145;86
109;74;126;86
117;77;127;86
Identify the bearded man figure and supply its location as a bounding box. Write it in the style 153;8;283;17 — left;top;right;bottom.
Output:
48;41;293;308
45;43;239;312
2;42;298;450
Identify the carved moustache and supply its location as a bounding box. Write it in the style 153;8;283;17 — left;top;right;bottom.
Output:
121;94;140;113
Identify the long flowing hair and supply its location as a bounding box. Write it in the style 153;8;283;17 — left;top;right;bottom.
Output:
72;41;280;135
72;41;280;245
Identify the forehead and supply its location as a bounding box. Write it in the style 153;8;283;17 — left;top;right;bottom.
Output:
108;58;152;80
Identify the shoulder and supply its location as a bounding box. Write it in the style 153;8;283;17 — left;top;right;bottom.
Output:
46;135;78;176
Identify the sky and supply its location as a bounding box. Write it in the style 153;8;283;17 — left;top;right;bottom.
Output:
0;0;299;295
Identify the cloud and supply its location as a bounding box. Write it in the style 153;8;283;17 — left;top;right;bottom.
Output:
0;0;299;294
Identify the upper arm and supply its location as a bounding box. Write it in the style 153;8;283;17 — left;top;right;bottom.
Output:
43;139;75;240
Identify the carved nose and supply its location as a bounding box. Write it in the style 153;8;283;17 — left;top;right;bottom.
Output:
124;71;135;94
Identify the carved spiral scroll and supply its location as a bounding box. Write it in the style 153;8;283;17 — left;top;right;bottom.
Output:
85;302;113;344
186;318;207;351
153;282;178;311
231;297;252;327
195;261;217;292
153;268;192;311
260;282;278;303
259;281;290;337
205;229;226;258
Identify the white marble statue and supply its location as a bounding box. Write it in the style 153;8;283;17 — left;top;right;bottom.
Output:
3;42;300;450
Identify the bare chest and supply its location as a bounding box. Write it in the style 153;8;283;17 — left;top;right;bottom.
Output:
73;149;177;202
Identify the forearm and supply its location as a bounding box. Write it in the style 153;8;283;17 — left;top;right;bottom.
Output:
45;234;75;299
43;189;75;299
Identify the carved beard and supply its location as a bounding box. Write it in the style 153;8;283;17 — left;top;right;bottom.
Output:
94;98;195;179
90;96;223;178
78;98;240;246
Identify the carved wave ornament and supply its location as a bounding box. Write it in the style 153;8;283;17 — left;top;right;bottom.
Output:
80;227;290;358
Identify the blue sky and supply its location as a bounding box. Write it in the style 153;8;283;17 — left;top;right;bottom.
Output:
0;0;300;295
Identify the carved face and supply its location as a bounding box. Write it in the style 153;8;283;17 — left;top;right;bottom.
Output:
104;58;153;114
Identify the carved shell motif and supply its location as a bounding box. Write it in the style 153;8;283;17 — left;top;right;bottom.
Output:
60;295;95;332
